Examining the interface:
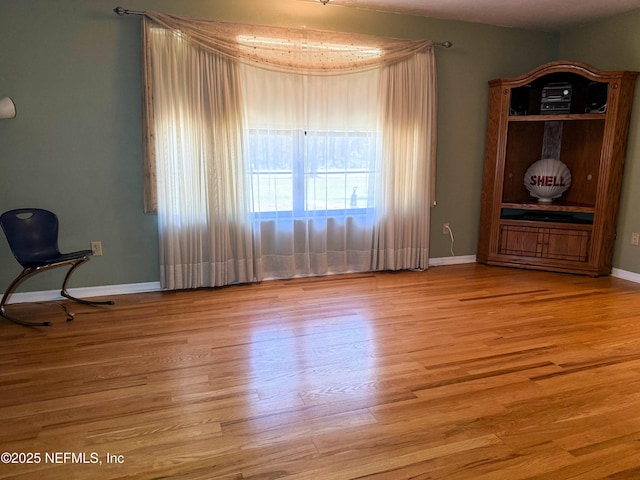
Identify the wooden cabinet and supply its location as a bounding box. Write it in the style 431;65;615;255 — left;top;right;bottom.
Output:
477;61;637;276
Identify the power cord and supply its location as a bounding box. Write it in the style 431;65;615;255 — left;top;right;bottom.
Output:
444;224;455;256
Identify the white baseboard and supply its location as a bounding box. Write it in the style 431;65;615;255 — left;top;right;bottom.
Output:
611;268;640;283
429;255;477;266
6;282;161;304
5;259;635;304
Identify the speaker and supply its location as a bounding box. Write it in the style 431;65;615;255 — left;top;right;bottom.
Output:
510;87;530;116
586;82;608;113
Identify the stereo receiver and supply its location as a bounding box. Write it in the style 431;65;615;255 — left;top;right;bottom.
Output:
541;82;572;114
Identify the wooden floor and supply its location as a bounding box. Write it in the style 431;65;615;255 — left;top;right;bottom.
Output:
3;263;640;479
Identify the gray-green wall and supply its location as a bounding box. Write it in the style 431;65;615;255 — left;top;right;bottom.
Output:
559;10;640;274
8;0;633;294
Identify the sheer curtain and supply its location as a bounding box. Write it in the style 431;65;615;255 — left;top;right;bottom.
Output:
148;27;254;289
372;52;437;270
142;13;437;289
242;66;381;279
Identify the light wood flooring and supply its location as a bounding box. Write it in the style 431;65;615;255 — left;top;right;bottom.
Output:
3;263;640;479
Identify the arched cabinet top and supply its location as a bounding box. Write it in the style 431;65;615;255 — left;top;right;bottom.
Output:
489;61;638;88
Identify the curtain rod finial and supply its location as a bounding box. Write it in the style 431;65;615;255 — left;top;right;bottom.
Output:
113;6;146;16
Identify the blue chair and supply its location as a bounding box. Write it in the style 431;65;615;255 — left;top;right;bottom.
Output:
0;208;114;327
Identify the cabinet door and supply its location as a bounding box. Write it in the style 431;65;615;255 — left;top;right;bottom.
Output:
499;224;590;262
499;225;543;257
543;228;589;261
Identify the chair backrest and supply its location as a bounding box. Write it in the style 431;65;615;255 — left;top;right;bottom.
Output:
0;208;61;267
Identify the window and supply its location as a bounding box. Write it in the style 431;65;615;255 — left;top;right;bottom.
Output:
248;129;378;218
241;61;381;226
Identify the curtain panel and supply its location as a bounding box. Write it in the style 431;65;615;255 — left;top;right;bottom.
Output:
141;12;438;289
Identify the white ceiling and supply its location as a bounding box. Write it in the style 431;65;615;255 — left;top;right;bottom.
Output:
316;0;640;31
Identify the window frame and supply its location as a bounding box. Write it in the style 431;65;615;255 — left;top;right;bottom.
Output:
247;128;378;221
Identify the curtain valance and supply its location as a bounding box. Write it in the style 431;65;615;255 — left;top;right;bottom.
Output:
144;11;434;75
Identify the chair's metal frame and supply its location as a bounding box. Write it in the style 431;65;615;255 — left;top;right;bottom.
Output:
0;254;114;327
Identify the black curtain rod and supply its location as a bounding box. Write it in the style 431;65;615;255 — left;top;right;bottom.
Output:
111;6;452;48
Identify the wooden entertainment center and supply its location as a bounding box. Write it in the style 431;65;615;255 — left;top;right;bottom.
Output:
477;61;638;276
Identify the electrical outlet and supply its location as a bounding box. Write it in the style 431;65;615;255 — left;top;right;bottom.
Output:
632;233;640;246
91;241;103;256
442;223;450;235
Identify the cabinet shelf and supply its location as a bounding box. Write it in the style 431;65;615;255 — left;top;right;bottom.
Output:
501;202;595;213
509;114;605;122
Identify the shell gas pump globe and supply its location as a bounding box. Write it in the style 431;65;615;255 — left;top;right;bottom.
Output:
524;158;572;203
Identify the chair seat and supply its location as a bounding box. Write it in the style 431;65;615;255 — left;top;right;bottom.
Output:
21;249;93;269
